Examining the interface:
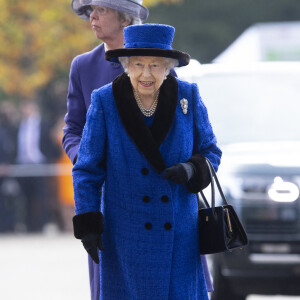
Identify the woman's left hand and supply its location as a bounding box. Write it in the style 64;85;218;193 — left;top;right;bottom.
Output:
163;162;195;184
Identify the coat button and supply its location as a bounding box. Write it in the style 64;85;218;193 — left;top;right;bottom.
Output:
164;222;172;230
145;222;152;230
143;196;150;203
161;195;169;203
141;168;149;175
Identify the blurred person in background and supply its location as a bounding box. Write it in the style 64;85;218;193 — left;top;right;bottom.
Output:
62;1;149;299
0;101;20;232
0;101;19;166
16;101;61;232
72;24;222;300
55;117;74;232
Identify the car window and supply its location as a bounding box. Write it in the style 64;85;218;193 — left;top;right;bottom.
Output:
182;67;300;145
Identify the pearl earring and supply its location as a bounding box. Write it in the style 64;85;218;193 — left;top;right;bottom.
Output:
127;73;130;77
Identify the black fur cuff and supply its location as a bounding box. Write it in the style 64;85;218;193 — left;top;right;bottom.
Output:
186;154;211;193
73;212;104;239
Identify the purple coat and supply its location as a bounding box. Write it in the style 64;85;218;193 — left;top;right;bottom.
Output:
62;43;213;300
63;44;124;164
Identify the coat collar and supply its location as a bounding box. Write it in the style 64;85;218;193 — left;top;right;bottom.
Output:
112;72;178;174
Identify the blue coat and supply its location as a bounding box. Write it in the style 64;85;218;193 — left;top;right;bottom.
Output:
73;73;222;299
64;44;212;299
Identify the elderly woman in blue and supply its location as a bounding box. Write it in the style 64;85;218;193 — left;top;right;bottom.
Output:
72;24;222;300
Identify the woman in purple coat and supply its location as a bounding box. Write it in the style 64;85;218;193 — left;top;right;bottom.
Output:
62;1;149;299
63;0;149;165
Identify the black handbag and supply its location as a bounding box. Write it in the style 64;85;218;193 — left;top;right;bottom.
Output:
197;158;248;255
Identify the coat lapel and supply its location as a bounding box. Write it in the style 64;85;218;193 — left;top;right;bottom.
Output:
112;73;178;174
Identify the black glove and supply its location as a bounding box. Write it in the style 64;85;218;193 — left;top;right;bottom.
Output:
163;162;195;184
81;233;103;264
73;211;104;264
186;154;211;192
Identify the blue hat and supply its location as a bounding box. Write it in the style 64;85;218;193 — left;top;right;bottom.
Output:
106;24;190;67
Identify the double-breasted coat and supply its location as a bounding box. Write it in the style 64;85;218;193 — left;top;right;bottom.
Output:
63;44;212;298
73;73;222;299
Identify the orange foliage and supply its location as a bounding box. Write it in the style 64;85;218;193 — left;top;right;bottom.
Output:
0;0;95;98
0;0;179;99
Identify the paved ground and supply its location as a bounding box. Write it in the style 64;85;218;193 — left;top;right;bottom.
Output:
0;233;89;300
0;233;300;300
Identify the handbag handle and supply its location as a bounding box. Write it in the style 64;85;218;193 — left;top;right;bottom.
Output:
197;158;229;210
197;159;215;208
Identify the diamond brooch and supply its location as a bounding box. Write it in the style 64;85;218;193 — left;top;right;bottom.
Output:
180;98;188;114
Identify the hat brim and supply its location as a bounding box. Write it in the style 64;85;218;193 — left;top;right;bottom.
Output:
72;0;149;22
105;48;190;67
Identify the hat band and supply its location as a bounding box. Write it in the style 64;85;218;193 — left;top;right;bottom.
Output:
125;42;172;50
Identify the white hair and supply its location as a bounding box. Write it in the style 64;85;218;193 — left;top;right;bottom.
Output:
118;11;142;25
118;57;179;74
164;58;179;74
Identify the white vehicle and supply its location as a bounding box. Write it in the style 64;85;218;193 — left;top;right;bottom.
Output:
177;61;300;300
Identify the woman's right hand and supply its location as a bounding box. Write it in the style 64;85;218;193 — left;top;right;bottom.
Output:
72;211;104;264
81;233;103;264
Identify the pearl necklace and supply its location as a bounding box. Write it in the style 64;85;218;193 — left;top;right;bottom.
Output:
133;89;159;117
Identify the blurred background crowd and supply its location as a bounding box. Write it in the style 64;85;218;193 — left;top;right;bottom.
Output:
0;99;73;233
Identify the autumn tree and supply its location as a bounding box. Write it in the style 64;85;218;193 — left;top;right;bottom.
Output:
0;0;178;100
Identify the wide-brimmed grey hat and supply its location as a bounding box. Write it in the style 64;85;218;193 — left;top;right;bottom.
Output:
72;0;149;22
